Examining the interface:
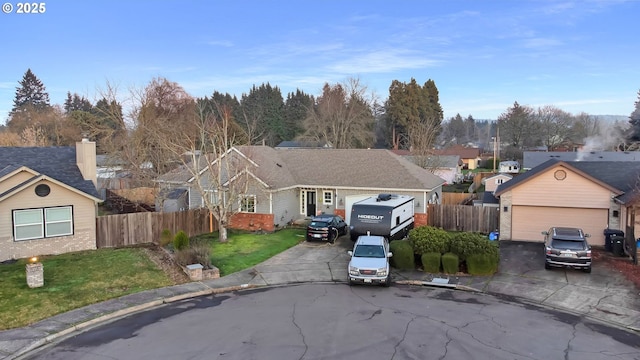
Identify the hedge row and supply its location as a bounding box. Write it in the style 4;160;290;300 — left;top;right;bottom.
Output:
389;226;499;275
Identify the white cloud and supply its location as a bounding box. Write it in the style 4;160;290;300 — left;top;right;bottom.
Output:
207;40;234;47
326;50;441;74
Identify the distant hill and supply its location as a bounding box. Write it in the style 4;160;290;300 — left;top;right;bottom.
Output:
593;115;628;123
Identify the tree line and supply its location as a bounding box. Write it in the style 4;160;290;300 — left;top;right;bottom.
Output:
3;68;640;165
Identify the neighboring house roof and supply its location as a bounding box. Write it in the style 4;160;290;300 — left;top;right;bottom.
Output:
159;146;445;191
0;147;100;199
523;151;640;169
482;191;499;204
432;145;481;159
495;159;640;204
404;155;461;169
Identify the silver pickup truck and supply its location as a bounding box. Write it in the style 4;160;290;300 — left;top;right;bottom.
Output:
347;234;392;287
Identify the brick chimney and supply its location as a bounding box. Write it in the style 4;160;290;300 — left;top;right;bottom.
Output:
76;137;97;188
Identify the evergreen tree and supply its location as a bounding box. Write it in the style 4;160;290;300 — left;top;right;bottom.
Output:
628;90;640;141
11;69;50;114
283;89;314;141
239;83;285;146
384;78;443;151
64;92;93;113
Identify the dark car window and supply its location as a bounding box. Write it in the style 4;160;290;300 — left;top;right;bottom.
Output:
354;245;385;258
551;239;586;250
310;221;329;227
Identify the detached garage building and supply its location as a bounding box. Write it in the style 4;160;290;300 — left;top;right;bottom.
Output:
495;159;640;246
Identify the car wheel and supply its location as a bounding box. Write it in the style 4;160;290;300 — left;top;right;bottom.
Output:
382;275;391;287
544;262;551;270
584;266;592;273
348;278;354;286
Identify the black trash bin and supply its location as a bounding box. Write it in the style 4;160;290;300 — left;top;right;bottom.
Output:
604;229;624;252
611;235;625;257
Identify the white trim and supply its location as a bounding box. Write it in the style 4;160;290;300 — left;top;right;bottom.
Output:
323;190;333;205
13;206;74;241
187;147;259;183
240;194;257;213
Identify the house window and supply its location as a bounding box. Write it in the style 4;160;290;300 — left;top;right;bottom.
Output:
13;206;73;241
323;191;333;205
496;179;504;185
240;195;256;213
204;190;225;207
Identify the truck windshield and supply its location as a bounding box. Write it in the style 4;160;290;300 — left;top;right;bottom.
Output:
354;245;385;258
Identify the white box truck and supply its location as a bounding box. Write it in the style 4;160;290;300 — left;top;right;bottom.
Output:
349;194;415;241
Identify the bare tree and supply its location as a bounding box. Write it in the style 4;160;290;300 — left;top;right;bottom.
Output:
300;78;375;148
406;116;442;168
158;103;258;243
535;105;572;150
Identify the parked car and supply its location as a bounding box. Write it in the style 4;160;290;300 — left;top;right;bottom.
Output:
347;234;392;287
542;227;592;273
306;214;347;243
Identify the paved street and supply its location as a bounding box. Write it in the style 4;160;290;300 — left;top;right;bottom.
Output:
23;284;640;360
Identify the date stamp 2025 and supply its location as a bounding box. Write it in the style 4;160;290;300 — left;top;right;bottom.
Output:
2;2;46;14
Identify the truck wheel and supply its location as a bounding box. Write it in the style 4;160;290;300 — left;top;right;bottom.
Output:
382;275;391;287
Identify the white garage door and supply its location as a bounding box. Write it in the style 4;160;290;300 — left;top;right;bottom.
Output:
511;206;607;245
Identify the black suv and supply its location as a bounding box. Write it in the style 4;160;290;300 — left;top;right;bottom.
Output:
542;227;592;273
306;215;348;243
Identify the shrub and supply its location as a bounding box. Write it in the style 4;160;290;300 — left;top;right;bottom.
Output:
160;229;173;247
389;240;415;270
421;252;441;273
449;232;497;261
173;230;190;251
441;252;459;274
409;226;450;255
174;245;212;269
466;253;499;275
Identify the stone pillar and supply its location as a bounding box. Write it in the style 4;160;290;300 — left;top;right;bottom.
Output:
26;262;44;288
186;264;203;281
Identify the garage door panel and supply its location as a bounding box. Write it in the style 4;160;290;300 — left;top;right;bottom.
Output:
512;206;607;245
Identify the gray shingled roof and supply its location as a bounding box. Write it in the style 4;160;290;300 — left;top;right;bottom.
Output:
495;159;640;204
159;146;445;191
523;151;640;169
0;147;100;199
403;155;461;168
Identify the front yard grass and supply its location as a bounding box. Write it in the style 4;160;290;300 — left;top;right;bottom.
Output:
191;228;306;276
0;248;172;330
0;228;306;330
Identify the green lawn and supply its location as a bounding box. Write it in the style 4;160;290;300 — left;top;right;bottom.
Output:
0;228;306;330
0;248;172;330
192;228;306;275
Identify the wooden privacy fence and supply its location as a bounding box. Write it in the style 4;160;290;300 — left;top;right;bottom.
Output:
96;209;213;248
427;204;499;233
441;192;475;205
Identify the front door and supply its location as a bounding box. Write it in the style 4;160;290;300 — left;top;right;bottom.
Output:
306;191;316;217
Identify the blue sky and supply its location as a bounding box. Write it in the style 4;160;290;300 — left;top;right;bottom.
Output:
1;0;638;124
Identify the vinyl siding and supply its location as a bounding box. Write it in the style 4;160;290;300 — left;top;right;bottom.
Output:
511;167;611;209
0;170;35;193
0;180;96;261
271;188;298;227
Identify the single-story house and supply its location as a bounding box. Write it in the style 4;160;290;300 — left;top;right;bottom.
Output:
432;145;482;170
523;151;640;171
156;146;445;231
495;159;640;246
0;140;102;261
480;173;513;208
